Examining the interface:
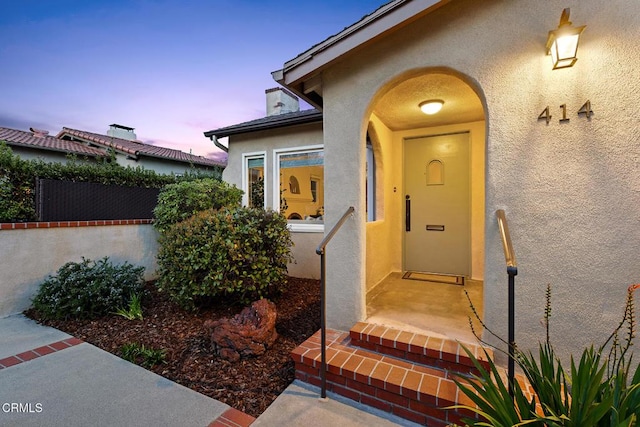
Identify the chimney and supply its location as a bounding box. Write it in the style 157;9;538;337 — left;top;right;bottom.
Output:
107;124;137;141
266;88;299;116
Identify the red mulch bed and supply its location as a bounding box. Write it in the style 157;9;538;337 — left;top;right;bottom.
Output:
25;277;320;418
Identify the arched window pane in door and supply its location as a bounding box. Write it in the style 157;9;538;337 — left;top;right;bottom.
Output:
427;159;444;186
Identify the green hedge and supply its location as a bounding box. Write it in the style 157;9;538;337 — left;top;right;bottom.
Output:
152;178;242;233
156;207;293;309
0;141;222;222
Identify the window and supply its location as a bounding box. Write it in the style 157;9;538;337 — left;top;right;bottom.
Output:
289;176;300;194
242;152;266;208
366;136;376;222
310;177;319;202
274;146;324;232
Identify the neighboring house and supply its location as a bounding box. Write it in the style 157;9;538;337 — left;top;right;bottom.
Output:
1;124;223;176
206;88;323;279
0;126;106;163
58;124;223;175
209;0;640;376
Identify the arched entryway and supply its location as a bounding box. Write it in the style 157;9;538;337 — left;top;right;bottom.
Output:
364;68;486;342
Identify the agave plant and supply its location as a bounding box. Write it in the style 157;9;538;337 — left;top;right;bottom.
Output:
450;283;640;427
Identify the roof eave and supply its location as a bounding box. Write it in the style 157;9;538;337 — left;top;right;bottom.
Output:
57;129;140;157
135;151;223;168
274;0;447;106
204;110;323;139
3;140;105;158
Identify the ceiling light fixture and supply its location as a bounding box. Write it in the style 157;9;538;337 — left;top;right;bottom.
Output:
546;8;585;70
419;100;444;115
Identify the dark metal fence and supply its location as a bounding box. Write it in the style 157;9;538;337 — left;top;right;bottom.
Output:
36;179;160;221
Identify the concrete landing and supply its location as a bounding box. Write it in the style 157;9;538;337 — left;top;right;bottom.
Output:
252;381;420;427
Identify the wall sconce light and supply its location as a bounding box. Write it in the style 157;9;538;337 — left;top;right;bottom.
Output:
546;8;585;69
419;100;444;115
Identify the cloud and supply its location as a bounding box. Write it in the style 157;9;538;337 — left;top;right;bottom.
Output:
206;151;228;162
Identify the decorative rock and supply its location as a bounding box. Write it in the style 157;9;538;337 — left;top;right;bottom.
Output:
205;299;278;362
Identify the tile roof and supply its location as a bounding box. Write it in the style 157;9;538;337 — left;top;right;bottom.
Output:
204;108;322;139
0;127;106;157
58;127;224;168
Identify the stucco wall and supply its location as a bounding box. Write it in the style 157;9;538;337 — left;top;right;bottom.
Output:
287;232;321;279
0;224;159;317
319;0;640;361
114;154;218;176
223;122;324;279
8;146;98;164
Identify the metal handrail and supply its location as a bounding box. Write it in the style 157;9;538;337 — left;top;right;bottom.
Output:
316;206;356;256
496;209;517;271
496;209;518;397
316;206;355;399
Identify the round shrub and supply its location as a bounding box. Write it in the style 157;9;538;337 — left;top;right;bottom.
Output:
153;178;242;233
156;207;293;309
31;257;145;320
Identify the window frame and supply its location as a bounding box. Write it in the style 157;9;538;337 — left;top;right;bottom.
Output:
273;145;324;233
242;151;267;208
366;142;376;222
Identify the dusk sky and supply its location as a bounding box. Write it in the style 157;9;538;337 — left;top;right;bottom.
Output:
0;1;388;161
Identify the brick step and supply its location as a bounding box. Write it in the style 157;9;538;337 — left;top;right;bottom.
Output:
292;329;482;426
349;322;493;375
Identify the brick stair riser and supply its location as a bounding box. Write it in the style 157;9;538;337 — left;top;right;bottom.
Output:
350;337;487;376
294;362;478;426
291;327;492;426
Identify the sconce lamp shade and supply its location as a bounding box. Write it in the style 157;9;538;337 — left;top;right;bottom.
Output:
419;100;444;115
546;8;585;69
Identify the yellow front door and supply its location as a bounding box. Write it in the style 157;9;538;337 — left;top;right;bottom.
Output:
404;132;470;276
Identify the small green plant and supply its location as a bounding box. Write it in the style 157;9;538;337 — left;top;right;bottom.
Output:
153;178;242;233
113;294;143;320
156;206;293;309
31;257;145;320
450;284;640;427
120;342;166;367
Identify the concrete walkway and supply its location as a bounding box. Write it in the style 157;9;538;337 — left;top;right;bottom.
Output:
0;314;417;427
254;381;419;427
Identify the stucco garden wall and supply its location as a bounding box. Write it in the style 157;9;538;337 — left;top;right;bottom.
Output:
223;123;324;279
0;222;158;318
320;0;640;362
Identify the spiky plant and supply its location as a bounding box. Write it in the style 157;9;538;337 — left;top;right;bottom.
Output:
451;283;640;427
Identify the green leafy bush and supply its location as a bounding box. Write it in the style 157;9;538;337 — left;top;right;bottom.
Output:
0;141;222;222
156;207;292;309
451;284;640;426
31;257;145;320
152;178;242;233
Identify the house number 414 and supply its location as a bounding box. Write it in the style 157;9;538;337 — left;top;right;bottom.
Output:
538;100;593;124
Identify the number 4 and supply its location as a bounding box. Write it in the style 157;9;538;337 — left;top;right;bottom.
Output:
538;106;552;124
577;100;593;119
